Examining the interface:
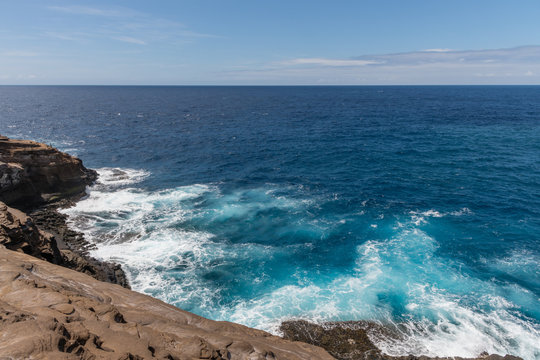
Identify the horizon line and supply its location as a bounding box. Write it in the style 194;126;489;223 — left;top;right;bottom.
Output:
1;84;539;87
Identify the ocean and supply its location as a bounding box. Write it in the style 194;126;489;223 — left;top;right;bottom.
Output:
0;85;538;358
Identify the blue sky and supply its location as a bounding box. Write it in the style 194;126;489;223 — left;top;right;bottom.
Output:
1;0;539;85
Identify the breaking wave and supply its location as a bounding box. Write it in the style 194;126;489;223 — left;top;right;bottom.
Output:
61;168;540;359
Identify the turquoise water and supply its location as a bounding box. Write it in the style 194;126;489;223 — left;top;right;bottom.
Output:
0;86;539;358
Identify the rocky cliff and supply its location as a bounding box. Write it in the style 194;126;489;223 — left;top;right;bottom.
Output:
0;201;63;263
0;201;129;288
0;135;128;287
0;135;97;208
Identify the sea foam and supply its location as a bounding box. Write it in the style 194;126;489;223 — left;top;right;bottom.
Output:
60;168;539;359
223;223;539;358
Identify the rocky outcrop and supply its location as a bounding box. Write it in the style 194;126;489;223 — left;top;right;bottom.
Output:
0;245;334;359
280;320;523;360
0;135;97;208
0;201;63;263
0;201;129;288
0;135;129;288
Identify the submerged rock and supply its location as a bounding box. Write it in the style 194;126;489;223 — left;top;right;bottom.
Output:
0;246;334;359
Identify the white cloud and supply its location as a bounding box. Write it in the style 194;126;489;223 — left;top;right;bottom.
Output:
18;74;37;79
351;46;540;66
423;48;453;52
112;36;147;45
280;46;540;70
283;58;382;67
224;46;540;85
48;6;128;17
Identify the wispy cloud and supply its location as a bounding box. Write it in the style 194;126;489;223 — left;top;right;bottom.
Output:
225;46;540;84
46;5;217;46
283;58;382;67
279;46;540;69
351;46;540;66
48;6;130;17
423;48;453;53
112;36;147;45
44;32;77;41
0;73;37;80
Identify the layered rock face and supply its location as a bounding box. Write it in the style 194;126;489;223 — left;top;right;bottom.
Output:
0;135;97;208
0;246;334;360
0;135;128;288
0;201;63;263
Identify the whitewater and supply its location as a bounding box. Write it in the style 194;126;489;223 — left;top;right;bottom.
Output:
2;85;539;359
60;167;539;358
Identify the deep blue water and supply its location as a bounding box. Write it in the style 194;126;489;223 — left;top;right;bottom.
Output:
1;86;539;358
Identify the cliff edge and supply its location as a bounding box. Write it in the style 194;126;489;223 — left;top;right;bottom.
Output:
0;135;97;208
0;245;334;359
0;135;128;288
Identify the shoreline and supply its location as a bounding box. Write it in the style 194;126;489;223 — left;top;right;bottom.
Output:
0;135;130;288
0;135;525;359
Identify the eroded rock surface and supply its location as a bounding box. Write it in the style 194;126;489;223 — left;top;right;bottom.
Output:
0;246;334;360
0;201;62;263
0;135;97;208
0;135;129;288
0;201;129;289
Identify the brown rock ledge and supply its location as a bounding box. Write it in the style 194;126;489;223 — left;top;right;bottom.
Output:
0;245;334;359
